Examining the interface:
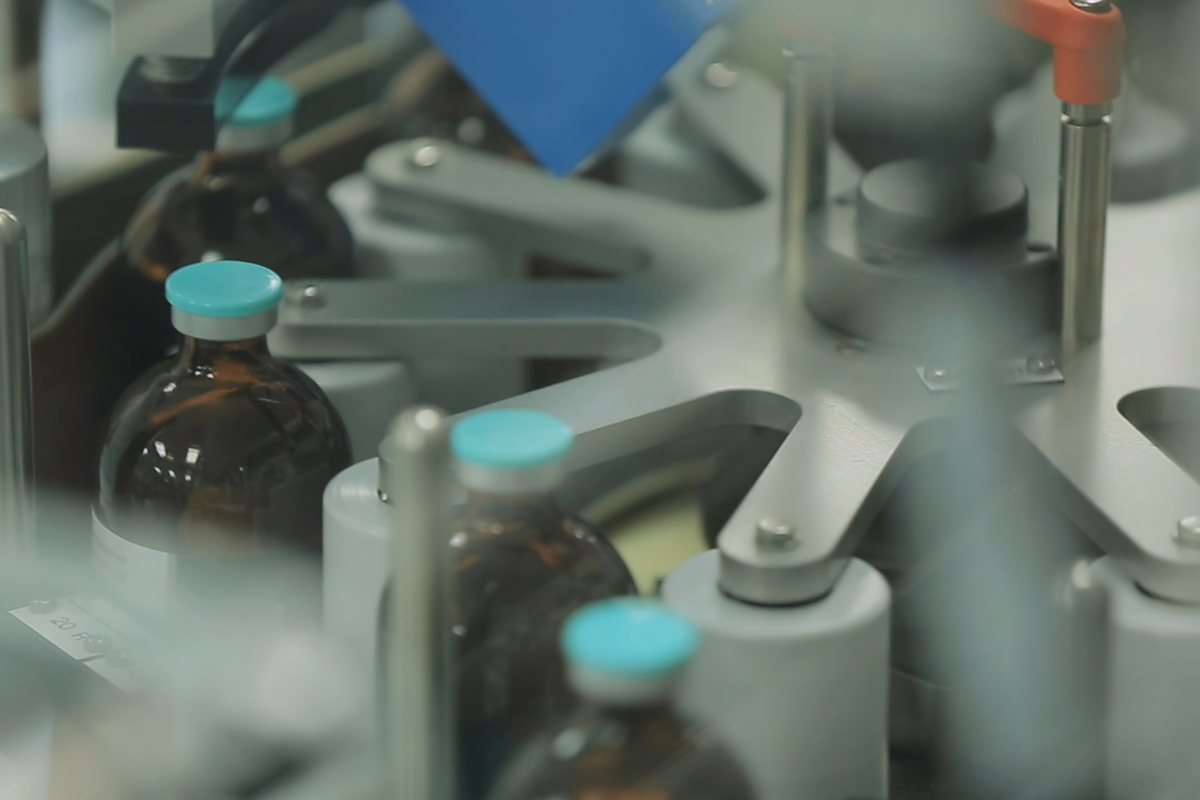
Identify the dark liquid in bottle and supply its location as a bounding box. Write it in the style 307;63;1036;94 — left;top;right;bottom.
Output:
98;336;352;563
379;493;636;800
123;150;355;357
489;702;758;800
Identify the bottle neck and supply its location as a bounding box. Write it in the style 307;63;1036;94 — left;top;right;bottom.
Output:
177;335;271;368
585;698;675;721
196;147;284;178
463;488;560;516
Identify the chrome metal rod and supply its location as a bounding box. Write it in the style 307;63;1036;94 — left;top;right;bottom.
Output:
1059;102;1112;361
0;209;32;565
379;406;455;800
780;42;832;295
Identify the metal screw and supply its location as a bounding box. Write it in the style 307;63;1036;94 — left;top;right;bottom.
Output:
923;366;951;384
28;598;57;614
1026;355;1057;375
411;144;441;169
84;634;113;655
287;281;324;309
755;517;799;551
1177;517;1200;549
1070;0;1112;11
377;488;389;504
705;63;738;89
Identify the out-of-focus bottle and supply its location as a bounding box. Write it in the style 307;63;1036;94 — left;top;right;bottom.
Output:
122;76;355;356
489;598;758;800
96;260;352;616
440;409;636;798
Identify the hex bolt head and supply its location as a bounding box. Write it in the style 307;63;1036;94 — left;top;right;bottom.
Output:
1177;516;1200;549
1026;355;1057;375
705;63;738;89
28;598;57;614
756;517;799;551
411;144;441;169
84;634;113;655
1071;0;1112;11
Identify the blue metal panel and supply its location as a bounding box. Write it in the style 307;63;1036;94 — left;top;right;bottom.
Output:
678;0;745;28
398;0;709;175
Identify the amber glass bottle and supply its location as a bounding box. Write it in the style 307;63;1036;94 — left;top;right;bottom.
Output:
96;261;351;616
489;598;758;800
122;76;354;356
377;409;636;799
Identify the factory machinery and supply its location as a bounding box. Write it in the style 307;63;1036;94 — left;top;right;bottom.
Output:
6;0;1200;798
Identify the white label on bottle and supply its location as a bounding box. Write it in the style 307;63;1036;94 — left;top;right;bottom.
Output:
92;510;177;618
8;597;122;661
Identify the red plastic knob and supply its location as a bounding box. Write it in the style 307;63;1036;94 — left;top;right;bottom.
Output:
989;0;1125;104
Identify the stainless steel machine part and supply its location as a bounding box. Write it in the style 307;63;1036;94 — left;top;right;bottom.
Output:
1059;102;1112;360
378;407;455;800
663;552;890;800
0;116;50;325
0;210;33;565
279;67;1200;605
780;43;831;296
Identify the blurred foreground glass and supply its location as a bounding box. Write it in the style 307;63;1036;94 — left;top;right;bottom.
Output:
122;76;354;359
96;260;351;617
381;409;636;799
490;598;757;800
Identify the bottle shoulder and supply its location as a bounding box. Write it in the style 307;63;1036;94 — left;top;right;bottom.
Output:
491;706;757;800
123;157;355;281
452;507;634;586
100;354;351;495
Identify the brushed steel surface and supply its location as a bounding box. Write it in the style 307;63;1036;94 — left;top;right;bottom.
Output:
780;43;831;299
0;209;33;564
1059;103;1112;360
275;68;1200;604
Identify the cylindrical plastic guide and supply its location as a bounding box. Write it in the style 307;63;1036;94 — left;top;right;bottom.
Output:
0;210;33;565
662;552;890;800
1092;557;1200;800
378;408;456;800
0;116;50;326
323;457;390;677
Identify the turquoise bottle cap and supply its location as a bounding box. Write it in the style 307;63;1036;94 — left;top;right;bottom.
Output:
563;599;700;677
214;76;296;151
166;261;283;341
451;410;574;494
217;76;297;127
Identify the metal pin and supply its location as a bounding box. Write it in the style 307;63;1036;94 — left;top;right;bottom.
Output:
780;43;832;298
1059;102;1112;361
0;210;33;566
378;407;455;800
